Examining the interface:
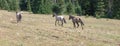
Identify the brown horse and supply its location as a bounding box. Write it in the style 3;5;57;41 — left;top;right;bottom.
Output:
53;13;66;26
69;15;84;29
16;11;22;23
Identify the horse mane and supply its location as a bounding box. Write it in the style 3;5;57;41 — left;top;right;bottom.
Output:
69;15;74;18
53;13;60;17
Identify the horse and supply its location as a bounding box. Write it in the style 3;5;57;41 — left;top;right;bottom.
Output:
16;11;22;23
52;13;66;26
69;15;84;29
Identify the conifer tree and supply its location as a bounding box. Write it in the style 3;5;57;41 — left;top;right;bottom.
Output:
27;0;31;12
95;0;105;18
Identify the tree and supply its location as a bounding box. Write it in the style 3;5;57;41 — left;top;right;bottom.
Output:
75;0;82;16
15;0;20;11
104;0;113;18
79;0;91;15
31;0;52;14
95;0;105;18
27;0;31;12
38;0;52;14
0;0;9;10
31;0;40;13
113;0;120;19
52;4;60;14
66;2;75;14
0;0;119;19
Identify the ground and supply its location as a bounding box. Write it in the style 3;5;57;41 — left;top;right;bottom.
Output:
0;10;120;46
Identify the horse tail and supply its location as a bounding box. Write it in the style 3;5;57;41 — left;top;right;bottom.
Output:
79;18;84;29
79;18;84;25
63;18;66;23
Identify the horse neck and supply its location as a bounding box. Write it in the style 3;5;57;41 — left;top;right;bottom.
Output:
16;12;21;15
54;15;58;18
70;16;75;19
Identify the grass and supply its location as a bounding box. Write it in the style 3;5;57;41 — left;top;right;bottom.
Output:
0;10;120;46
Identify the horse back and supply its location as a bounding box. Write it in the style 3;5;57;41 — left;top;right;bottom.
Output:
72;16;82;22
16;12;22;20
56;16;64;20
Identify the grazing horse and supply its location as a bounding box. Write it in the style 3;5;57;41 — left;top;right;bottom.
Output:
16;11;22;23
52;13;66;26
69;15;84;29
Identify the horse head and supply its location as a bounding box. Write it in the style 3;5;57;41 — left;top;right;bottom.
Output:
16;11;18;14
69;15;73;20
53;13;57;17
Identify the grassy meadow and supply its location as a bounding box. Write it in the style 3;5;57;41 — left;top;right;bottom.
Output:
0;10;120;46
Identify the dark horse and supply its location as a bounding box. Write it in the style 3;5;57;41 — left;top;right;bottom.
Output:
16;11;22;23
53;13;66;26
69;15;84;29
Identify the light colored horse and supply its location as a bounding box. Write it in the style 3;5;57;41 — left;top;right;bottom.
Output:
16;11;22;23
52;13;66;26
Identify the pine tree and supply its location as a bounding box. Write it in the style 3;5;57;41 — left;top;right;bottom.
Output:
0;0;9;10
95;0;105;18
79;0;91;15
15;0;20;11
66;1;75;14
31;0;40;13
113;0;120;19
52;4;60;14
57;0;65;14
75;5;82;16
27;0;31;12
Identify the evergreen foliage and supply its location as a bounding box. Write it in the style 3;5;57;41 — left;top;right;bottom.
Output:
66;2;75;14
0;0;120;19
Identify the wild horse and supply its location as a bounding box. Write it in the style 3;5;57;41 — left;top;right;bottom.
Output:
52;13;66;26
16;11;22;23
69;15;84;29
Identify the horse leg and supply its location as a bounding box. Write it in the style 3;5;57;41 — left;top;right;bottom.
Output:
80;25;84;30
16;16;19;23
19;15;22;22
61;21;63;27
81;25;84;30
79;18;84;30
17;19;19;23
58;21;60;26
73;22;76;28
76;22;79;28
79;22;84;30
18;18;21;23
55;20;57;26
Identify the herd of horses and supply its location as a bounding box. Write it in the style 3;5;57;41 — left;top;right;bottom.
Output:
16;12;84;30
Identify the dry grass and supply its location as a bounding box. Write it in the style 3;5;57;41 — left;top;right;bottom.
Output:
0;10;120;46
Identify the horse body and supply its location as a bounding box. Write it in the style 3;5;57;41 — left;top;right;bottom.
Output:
53;13;66;26
69;15;84;29
55;16;64;21
16;12;22;23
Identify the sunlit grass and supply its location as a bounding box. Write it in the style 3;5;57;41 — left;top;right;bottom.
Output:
0;10;120;46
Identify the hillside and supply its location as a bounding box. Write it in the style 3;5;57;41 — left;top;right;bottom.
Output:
0;10;120;46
